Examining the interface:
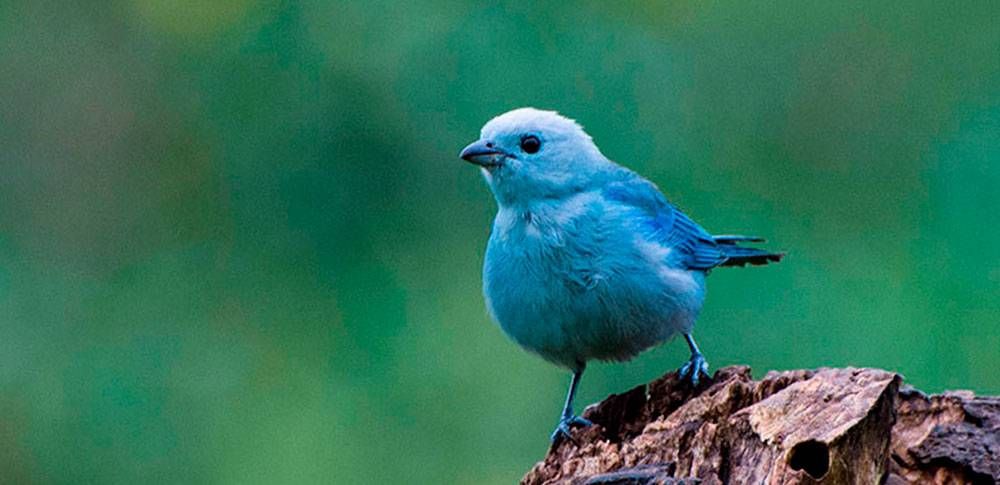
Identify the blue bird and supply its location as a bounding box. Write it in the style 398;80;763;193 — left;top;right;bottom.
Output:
460;108;783;442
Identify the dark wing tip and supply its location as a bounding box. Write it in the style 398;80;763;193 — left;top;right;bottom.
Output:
713;235;766;245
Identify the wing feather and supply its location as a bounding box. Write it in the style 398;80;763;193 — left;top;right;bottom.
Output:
603;173;726;270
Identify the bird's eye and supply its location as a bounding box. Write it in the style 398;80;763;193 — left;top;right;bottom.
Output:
520;135;541;154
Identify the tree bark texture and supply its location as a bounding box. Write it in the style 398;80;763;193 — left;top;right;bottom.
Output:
522;366;998;485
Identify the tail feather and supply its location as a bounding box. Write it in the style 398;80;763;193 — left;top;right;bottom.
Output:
713;235;784;267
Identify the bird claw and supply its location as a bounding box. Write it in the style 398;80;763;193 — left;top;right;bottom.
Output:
678;353;710;387
550;415;593;443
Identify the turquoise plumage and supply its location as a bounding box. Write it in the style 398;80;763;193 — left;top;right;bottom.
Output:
460;108;783;441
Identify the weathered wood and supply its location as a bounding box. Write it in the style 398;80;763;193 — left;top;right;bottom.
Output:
523;366;998;485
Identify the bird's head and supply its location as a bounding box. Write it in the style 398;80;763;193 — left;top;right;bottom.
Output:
460;108;612;207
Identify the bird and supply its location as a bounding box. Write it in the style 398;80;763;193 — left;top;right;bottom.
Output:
459;108;783;442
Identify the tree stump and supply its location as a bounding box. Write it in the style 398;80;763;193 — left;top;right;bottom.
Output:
522;366;998;484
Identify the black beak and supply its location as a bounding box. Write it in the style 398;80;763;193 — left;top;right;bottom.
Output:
460;140;504;167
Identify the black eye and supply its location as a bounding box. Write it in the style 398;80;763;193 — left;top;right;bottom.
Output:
520;135;541;154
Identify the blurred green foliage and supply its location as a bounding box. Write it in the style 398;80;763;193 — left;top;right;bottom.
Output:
1;1;998;483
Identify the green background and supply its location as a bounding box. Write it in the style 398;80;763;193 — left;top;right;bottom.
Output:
2;1;998;483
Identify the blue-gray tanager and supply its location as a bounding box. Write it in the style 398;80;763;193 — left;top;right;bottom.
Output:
460;108;783;442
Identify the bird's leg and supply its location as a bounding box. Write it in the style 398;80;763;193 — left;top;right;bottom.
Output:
678;333;711;387
550;365;593;443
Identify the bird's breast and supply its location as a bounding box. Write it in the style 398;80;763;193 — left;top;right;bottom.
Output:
480;197;707;367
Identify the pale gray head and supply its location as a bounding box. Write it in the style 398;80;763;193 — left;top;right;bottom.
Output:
460;108;613;206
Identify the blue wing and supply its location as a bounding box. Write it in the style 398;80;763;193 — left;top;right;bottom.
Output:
603;172;727;271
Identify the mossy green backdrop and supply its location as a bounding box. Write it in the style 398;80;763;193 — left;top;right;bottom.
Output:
2;1;998;483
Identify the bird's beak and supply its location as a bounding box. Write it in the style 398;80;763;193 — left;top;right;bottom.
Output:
460;140;504;167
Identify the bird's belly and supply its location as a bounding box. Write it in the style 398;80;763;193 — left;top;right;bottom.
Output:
483;233;704;368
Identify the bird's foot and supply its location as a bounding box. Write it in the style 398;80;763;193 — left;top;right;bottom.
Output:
678;352;710;387
550;414;593;443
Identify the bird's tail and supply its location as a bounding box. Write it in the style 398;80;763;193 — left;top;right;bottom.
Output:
713;235;784;267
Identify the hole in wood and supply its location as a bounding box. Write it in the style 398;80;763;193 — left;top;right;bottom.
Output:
788;440;830;479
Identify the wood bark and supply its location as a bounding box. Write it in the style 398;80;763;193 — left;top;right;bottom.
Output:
522;366;998;485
